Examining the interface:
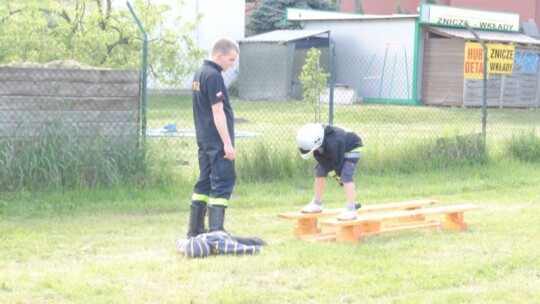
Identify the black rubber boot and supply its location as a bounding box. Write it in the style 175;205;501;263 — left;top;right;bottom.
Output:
208;205;267;246
208;204;226;232
187;201;207;238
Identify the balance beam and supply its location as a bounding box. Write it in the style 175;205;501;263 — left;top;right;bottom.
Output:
321;203;482;243
277;199;438;236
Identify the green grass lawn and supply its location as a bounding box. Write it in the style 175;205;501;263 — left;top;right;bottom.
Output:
2;160;540;303
2;94;539;303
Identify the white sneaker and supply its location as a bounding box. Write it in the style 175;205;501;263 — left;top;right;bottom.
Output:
336;209;357;221
301;201;323;213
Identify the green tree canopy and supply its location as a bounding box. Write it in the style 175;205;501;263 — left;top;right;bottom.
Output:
0;0;204;86
247;0;336;36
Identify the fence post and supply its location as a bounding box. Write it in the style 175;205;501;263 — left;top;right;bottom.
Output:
127;1;148;142
465;23;488;139
329;41;335;125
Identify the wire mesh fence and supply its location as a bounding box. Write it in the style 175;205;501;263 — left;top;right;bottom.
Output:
144;44;540;170
0;1;148;190
2;1;540;189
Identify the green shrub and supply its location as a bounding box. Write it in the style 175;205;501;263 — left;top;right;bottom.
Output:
507;130;540;162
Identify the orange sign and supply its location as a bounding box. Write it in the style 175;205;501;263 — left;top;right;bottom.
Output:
464;42;486;79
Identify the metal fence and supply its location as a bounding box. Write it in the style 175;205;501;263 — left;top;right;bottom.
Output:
1;3;539;176
144;43;540;165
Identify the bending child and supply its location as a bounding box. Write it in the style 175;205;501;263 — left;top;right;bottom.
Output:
296;123;363;221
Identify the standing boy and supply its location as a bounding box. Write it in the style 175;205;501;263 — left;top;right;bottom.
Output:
185;38;266;248
187;38;240;237
296;123;363;221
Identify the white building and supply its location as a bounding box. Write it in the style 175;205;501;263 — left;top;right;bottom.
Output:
124;0;245;89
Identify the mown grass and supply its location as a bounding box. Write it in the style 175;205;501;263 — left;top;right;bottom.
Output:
1;160;540;303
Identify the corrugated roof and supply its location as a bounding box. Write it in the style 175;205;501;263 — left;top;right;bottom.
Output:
427;26;540;45
240;30;330;44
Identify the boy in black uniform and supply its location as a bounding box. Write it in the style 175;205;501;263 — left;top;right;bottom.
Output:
186;37;265;248
296;123;363;221
188;38;239;237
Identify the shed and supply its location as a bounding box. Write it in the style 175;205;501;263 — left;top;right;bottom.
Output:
421;26;540;108
238;29;330;101
287;8;419;105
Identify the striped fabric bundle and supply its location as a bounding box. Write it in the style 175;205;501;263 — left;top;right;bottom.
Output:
176;231;262;258
200;231;260;256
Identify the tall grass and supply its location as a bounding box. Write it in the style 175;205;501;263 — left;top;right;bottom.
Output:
236;141;313;183
235;133;488;181
365;133;488;174
507;130;540;162
0;122;149;192
2;94;538;193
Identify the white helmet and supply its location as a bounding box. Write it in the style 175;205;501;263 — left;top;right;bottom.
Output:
296;123;324;159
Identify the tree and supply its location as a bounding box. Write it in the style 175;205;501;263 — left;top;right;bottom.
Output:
0;0;204;86
394;0;404;14
299;48;328;123
247;0;336;35
354;0;363;14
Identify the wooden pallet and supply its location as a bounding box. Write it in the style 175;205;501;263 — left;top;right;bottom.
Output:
277;199;438;236
320;204;482;243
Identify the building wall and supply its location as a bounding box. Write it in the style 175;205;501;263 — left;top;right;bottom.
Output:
182;0;245;52
340;0;539;29
450;0;536;24
421;37;465;106
154;0;245;89
303;18;416;100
